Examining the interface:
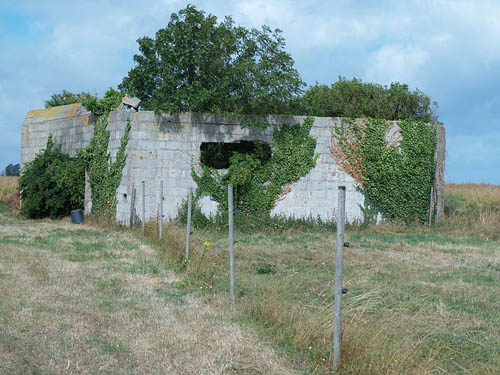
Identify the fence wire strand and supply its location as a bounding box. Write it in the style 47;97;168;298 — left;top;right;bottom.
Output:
235;208;500;276
350;245;500;276
234;208;331;240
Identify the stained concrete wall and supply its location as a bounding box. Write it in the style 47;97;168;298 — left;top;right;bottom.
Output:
21;103;445;225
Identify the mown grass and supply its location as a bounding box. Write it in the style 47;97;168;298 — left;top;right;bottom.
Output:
0;212;296;374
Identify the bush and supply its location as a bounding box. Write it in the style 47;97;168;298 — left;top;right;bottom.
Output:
302;77;439;123
20;135;85;219
81;88;125;116
5;163;20;176
45;90;95;108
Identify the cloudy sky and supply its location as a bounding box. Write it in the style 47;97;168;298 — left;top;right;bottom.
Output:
1;0;499;183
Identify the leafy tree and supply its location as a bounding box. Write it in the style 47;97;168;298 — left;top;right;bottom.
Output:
45;90;95;108
119;5;304;118
302;77;439;123
5;163;20;176
19;135;85;219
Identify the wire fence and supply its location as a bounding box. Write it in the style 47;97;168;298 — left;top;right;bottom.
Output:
140;181;499;371
349;245;500;275
236;207;500;276
230;206;500;353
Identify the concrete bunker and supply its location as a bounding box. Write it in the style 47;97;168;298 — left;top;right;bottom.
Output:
21;104;446;225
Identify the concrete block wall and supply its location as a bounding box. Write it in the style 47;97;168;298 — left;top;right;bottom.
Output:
21;104;96;164
21;104;445;225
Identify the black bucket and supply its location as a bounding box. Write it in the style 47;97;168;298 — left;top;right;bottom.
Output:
70;209;84;224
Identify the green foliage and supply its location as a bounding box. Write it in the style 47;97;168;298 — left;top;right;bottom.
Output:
19;135;85;218
256;263;277;275
81;88;125;116
177;195;220;229
119;5;304;120
171;280;192;288
78;118;130;216
192;118;318;217
45;88;124;116
45;90;95;108
200;142;271;169
5;163;20;176
302;77;439;123
35;88;128;219
333;118;437;224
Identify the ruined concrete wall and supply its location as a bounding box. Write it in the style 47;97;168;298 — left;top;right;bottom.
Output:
21;104;445;225
111;111;364;225
21;104;97;164
434;125;446;220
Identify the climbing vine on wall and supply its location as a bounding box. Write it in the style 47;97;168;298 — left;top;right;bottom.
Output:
331;118;437;224
78;118;131;215
192;117;318;216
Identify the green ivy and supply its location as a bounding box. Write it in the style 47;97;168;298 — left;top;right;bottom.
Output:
192;117;318;216
78;118;131;216
82;88;125;116
333;118;437;224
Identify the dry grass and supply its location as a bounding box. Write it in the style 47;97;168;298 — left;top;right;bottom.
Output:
438;183;500;240
0;213;298;374
151;211;500;374
3;178;498;373
0;176;19;211
446;183;500;203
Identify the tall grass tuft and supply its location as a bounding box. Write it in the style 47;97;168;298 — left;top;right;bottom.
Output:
439;183;500;239
144;221;217;284
0;176;20;212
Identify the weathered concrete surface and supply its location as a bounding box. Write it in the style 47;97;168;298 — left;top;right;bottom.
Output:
21;104;445;225
434;125;446;219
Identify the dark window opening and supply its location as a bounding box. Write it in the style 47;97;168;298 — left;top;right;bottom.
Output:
200;141;272;169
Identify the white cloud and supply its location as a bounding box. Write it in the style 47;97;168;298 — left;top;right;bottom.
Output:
365;45;430;86
2;0;500;182
234;0;295;27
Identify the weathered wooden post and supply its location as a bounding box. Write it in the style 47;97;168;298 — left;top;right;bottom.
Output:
428;186;434;226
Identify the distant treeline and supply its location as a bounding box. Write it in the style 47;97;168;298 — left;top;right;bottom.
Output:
2;163;20;177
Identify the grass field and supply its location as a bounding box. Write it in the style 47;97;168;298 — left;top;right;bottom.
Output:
440;183;500;240
1;177;499;374
153;218;499;374
0;212;298;374
0;176;19;212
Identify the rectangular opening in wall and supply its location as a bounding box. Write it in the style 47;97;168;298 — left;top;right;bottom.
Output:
200;141;271;169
